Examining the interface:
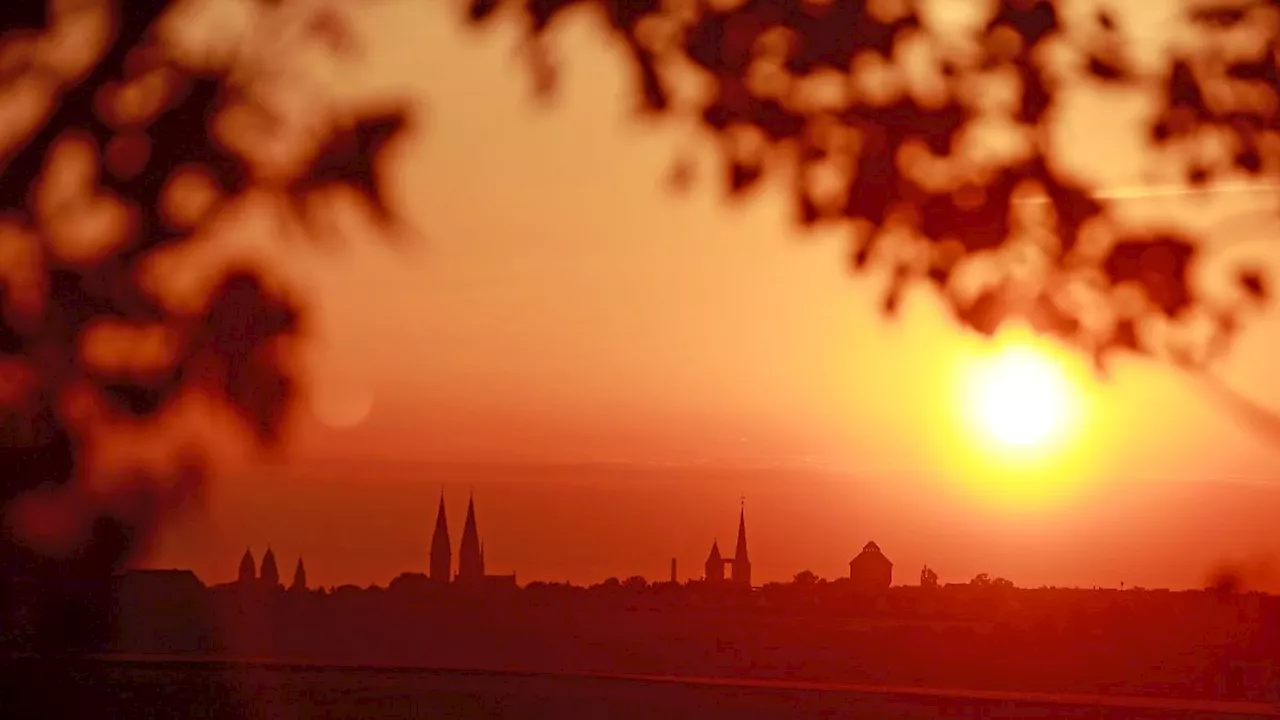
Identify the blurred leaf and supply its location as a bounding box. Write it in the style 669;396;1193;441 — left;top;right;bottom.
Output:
883;268;910;317
201;269;301;360
1028;293;1079;338
1236;147;1263;173
1167;60;1207;118
1018;65;1052;123
926;265;950;289
1087;55;1126;81
960;288;1006;337
1112;318;1140;351
1103;235;1195;318
1227;57;1279;83
225;350;295;445
1239;268;1268;301
468;0;501;22
987;0;1058;48
99;381;170;417
796;190;820;226
728;160;763;195
1190;4;1250;27
287;110;409;232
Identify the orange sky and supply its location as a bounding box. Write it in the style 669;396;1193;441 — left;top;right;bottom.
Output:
143;1;1280;591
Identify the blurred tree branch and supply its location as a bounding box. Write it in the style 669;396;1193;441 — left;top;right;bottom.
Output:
463;0;1280;375
0;0;411;652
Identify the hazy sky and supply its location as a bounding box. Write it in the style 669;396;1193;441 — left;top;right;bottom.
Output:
146;0;1280;591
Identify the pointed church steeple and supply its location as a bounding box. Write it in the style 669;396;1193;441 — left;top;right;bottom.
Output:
457;492;484;582
704;539;725;582
238;547;256;584
290;557;307;592
734;503;749;562
260;546;280;588
732;501;751;586
430;490;452;583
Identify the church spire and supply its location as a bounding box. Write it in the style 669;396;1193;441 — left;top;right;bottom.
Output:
732;500;751;586
238;547;256;584
704;539;724;582
734;501;749;562
290;557;307;592
457;491;484;582
260;546;280;588
430;490;451;583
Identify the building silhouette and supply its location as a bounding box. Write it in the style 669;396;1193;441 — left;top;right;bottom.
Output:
425;492;516;589
430;491;452;583
260;547;280;589
703;503;752;586
457;493;485;583
238;548;255;584
704;540;724;582
236;547;305;592
732;505;751;586
849;541;893;591
290;558;307;593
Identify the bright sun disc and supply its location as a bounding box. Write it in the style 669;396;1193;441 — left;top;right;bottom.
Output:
970;345;1070;449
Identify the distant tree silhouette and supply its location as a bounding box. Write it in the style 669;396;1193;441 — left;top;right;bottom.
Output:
464;0;1280;383
920;565;939;588
0;1;409;653
970;573;1014;589
793;569;819;585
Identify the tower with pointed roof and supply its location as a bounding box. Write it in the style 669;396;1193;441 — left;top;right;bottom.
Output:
731;502;751;586
260;546;280;589
430;491;452;583
704;539;725;582
290;557;307;592
238;548;256;584
849;540;893;591
456;493;485;583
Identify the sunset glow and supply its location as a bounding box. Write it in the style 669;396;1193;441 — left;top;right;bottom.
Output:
969;345;1072;451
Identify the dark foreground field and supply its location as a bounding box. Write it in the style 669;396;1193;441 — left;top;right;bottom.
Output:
2;658;1277;720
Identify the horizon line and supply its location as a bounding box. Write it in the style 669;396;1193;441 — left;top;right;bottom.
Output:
243;455;1280;490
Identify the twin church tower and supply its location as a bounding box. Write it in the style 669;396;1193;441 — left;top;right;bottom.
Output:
430;492;513;586
704;504;751;585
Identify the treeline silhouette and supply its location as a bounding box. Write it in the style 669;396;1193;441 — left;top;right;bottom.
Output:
11;568;1269;703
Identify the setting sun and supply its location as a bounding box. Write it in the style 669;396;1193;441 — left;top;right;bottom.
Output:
940;331;1103;508
970;346;1072;449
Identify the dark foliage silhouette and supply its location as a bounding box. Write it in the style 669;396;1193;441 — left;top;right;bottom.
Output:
920;565;939;588
464;0;1279;376
0;0;410;652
